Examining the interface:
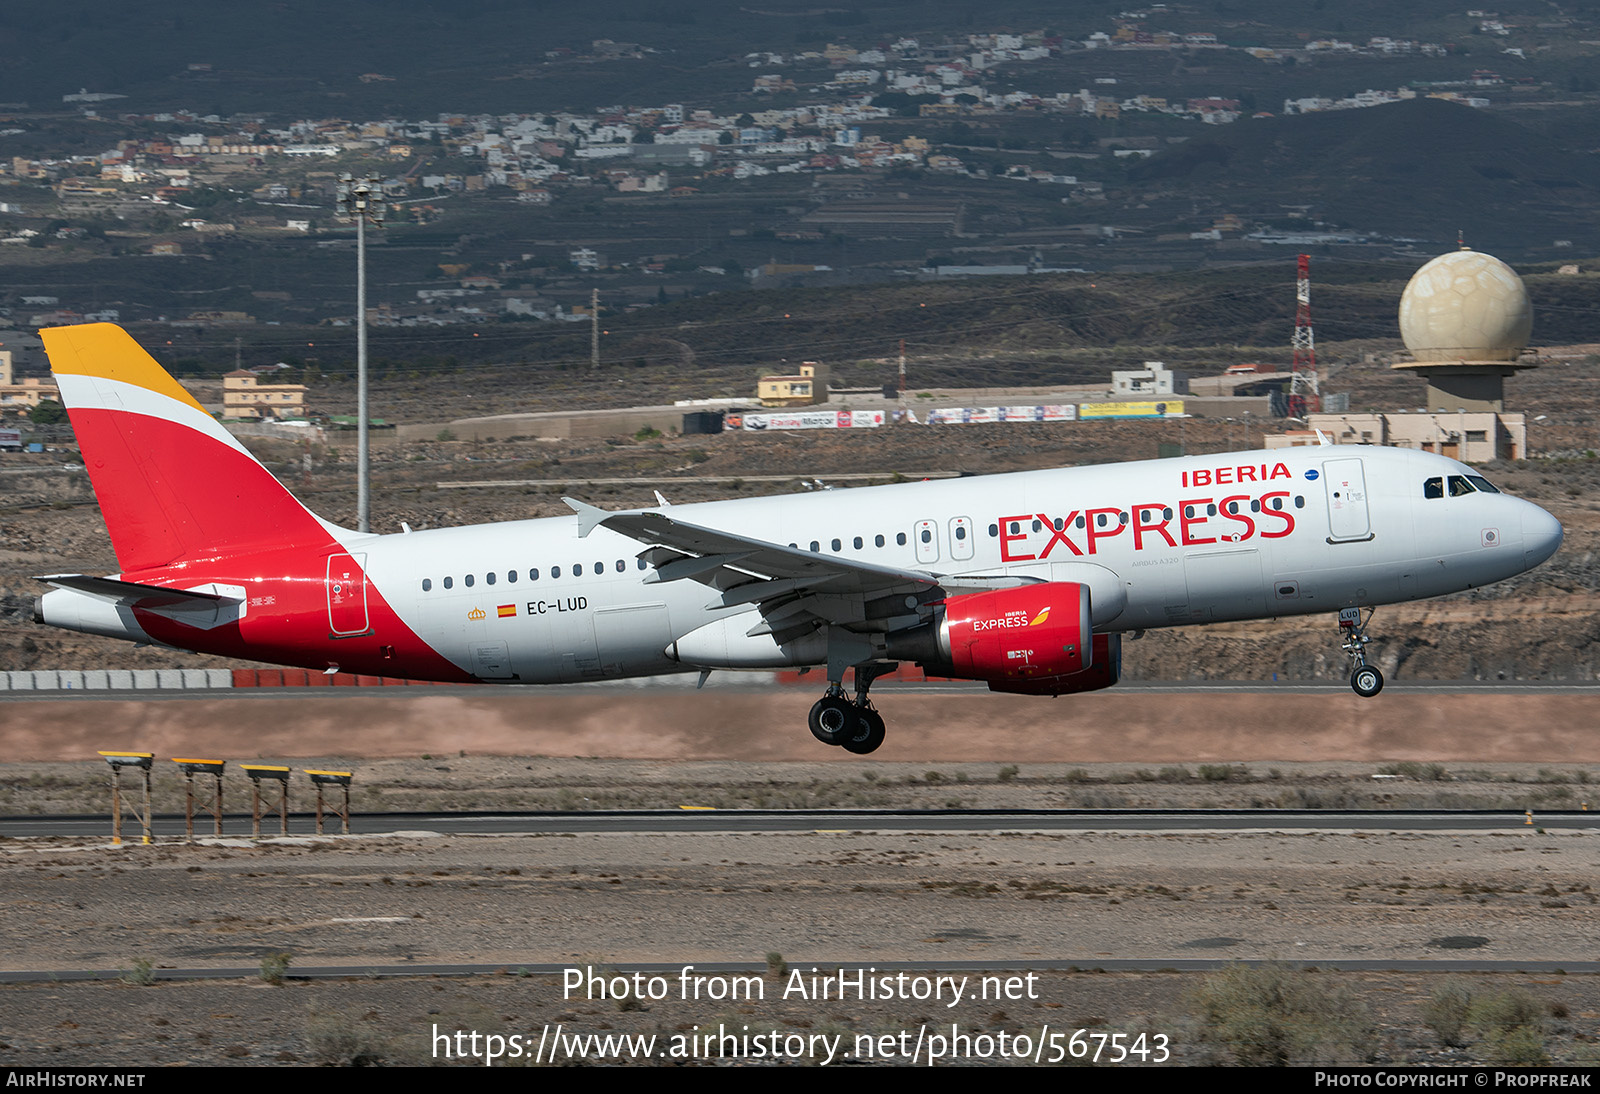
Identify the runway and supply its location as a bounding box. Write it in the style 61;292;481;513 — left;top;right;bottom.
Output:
4;806;1598;839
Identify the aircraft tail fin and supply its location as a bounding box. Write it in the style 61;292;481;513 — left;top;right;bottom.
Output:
41;323;339;573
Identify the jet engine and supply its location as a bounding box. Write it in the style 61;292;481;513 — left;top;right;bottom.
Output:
886;581;1120;695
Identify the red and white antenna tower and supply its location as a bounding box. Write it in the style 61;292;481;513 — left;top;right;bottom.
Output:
1288;253;1321;417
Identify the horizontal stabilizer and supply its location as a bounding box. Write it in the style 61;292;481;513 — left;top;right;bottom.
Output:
37;574;241;607
36;574;246;632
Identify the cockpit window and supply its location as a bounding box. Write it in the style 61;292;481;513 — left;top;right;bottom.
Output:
1448;475;1475;497
1466;475;1500;494
1424;477;1443;499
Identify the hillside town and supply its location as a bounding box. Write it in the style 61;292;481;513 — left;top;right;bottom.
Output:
0;8;1581;339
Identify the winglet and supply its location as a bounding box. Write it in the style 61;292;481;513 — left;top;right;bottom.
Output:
562;497;608;537
654;490;671;508
1315;429;1332;446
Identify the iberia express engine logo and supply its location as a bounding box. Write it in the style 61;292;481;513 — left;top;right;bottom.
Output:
974;605;1051;631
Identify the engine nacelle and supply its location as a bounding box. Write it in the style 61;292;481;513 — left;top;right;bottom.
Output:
940;582;1093;683
987;633;1122;696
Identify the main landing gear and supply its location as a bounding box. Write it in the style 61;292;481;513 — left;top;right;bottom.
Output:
808;663;894;754
1338;607;1384;698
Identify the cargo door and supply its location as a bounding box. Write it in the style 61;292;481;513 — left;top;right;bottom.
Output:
1183;548;1266;621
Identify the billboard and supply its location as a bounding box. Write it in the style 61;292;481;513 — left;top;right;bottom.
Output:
741;409;884;431
1078;400;1183;419
928;405;1077;424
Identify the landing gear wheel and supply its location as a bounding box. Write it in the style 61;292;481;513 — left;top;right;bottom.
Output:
809;695;858;745
840;706;886;755
1350;665;1384;698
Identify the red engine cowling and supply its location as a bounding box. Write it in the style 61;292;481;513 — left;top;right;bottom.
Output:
988;633;1122;696
939;582;1094;683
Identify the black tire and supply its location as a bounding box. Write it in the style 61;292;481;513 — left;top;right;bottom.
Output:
808;696;857;745
840;707;886;755
1350;665;1384;698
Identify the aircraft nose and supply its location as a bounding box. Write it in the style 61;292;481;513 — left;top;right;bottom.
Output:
1521;503;1563;569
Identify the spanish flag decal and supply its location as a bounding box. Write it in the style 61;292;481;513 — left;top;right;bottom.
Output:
497;604;517;619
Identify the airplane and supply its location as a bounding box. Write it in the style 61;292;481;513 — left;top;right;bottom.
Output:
33;323;1563;754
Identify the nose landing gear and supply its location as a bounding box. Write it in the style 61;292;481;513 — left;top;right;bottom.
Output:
1338;607;1384;697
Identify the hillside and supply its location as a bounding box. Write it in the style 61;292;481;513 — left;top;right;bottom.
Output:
1127;98;1600;255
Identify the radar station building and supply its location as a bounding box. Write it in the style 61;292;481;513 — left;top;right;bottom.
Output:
1271;248;1531;461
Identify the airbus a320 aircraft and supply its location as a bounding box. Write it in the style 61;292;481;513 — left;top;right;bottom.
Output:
35;324;1562;754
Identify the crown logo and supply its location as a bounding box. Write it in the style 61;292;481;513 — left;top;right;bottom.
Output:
467;607;486;621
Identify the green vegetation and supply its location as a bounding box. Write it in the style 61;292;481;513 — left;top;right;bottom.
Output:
259;951;292;985
1191;963;1375;1066
303;1006;391;1067
119;958;157;988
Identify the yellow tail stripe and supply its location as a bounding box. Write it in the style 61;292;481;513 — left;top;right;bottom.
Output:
41;323;208;415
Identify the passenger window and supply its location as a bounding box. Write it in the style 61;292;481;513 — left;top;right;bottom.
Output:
551;566;561;579
920;529;931;543
853;536;863;549
615;560;625;572
1075;516;1085;529
1294;495;1305;508
1250;500;1260;513
831;538;841;551
444;576;453;589
530;568;540;581
422;578;432;592
1424;477;1444;500
810;540;820;552
1055;518;1064;531
896;532;907;546
637;559;648;570
486;572;496;586
507;570;517;583
1207;504;1216;516
1032;519;1042;532
574;564;583;576
1162;507;1172;520
465;574;475;587
876;534;887;547
594;560;603;573
1272;497;1284;510
1009;521;1020;535
955;525;967;540
1119;512;1128;525
1096;513;1107;528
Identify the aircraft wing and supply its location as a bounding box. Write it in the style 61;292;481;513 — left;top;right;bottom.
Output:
565;498;1026;642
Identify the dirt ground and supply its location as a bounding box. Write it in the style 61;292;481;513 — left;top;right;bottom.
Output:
3;690;1600;1067
2;801;1599;1067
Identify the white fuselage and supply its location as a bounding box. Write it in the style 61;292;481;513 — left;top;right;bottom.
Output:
346;445;1561;684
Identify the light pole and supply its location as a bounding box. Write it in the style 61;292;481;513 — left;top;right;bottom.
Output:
336;173;385;533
